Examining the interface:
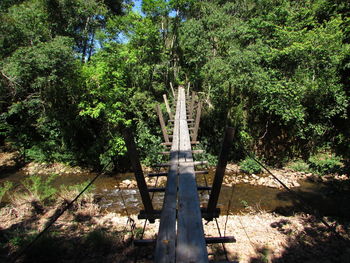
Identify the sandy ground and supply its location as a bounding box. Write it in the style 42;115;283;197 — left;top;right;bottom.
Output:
1;151;349;262
96;210;350;262
1;190;349;262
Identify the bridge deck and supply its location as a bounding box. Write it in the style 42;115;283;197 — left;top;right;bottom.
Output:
155;87;208;263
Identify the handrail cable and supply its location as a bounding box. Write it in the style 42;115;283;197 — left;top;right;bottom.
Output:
133;169;160;263
202;172;229;261
241;147;347;240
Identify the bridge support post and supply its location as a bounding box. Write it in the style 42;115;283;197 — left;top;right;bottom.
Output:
206;127;235;221
189;91;196;119
156;104;170;143
170;82;176;98
187;82;190;97
192;101;202;141
123;128;155;222
163;94;173;120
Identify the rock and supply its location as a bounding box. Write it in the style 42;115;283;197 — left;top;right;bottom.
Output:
122;179;132;186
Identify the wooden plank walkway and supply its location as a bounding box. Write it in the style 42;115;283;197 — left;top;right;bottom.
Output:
155;87;208;263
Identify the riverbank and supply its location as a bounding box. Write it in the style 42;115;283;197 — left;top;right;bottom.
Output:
1;150;349;261
1;149;348;191
1;197;349;262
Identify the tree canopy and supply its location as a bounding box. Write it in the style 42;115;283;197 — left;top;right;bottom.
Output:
1;0;349;169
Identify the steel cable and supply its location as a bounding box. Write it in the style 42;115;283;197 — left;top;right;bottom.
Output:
201;171;230;261
240;145;347;240
133;168;160;263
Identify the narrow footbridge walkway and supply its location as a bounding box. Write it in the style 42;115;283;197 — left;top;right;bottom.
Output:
155;87;208;262
127;86;236;262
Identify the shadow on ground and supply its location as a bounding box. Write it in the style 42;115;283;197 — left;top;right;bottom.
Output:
248;216;350;263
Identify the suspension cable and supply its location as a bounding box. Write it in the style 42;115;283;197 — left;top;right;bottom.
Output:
224;180;235;237
133;168;160;263
201;170;229;261
115;178;136;237
241;147;346;239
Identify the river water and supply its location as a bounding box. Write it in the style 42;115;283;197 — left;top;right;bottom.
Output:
1;169;349;218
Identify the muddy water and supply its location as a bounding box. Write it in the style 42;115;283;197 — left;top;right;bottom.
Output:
1;169;348;218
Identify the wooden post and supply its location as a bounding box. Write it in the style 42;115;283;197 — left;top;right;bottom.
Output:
156;104;169;143
163;94;173;120
170;82;175;98
206;127;235;221
189;91;196;119
187;82;190;97
122;129;154;220
191;101;202;141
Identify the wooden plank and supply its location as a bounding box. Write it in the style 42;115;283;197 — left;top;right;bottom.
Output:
162;150;204;155
168;118;194;122
155;160;207;167
138;207;220;220
176;87;208;263
135;236;235;247
205;236;236;244
147;172;168;177
134;236;235;247
154;155;177;262
148;186;211;192
155;88;182;263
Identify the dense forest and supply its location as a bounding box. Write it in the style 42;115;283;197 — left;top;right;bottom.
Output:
1;0;349;170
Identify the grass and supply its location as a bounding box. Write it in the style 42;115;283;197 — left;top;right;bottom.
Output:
22;174;57;204
0;181;13;203
58;182;95;207
85;229;122;253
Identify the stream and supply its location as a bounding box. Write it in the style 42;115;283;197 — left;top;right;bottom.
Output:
1;169;349;218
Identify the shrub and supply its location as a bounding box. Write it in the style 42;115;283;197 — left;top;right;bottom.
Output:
136;122;163;167
288;160;310;172
59;182;95;209
22;174;57;204
18;232;64;262
194;140;218;166
0;181;13;203
308;153;343;175
85;229;120;253
239;157;262;174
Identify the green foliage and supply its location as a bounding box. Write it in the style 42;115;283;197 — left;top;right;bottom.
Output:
12;231;64;262
240;199;249;208
59;181;95;203
1;0;350;170
85;229;120;253
22;174;57;203
308;153;343;175
287;160;310;173
136;122;163;167
239;157;262;174
8;230;37;248
194;140;218;166
179;0;350;164
0;181;13;203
